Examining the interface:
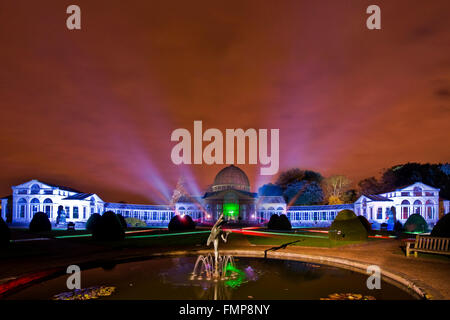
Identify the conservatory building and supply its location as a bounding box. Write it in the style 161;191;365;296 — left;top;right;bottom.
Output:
0;168;446;228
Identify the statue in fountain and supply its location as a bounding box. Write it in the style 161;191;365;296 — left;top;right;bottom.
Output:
207;213;231;271
191;214;242;298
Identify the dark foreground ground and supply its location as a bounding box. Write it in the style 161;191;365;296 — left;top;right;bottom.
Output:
0;227;449;299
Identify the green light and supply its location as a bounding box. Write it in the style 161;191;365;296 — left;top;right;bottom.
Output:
224;263;246;288
224;202;239;218
55;234;91;239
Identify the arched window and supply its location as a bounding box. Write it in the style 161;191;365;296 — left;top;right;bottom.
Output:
18;198;27;218
413;187;422;197
413;200;422;215
401;200;410;219
30;184;40;195
30;198;40;216
43;198;53;218
425;200;434;220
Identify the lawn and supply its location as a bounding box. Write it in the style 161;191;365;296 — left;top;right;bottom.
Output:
244;233;367;248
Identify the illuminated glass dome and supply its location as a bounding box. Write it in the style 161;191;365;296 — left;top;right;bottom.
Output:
212;165;250;192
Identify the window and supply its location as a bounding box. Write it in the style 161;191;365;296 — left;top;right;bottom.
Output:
65;207;70;218
369;207;373;220
377;208;383;220
44;189;53;195
401;200;410;219
18;189;27;195
30;198;40;215
413;187;422;197
425;200;434;220
43;198;53;218
83;207;86;219
413;200;422;215
73;207;79;219
18;198;27;218
401;192;410;196
425;192;434;196
30;184;40;195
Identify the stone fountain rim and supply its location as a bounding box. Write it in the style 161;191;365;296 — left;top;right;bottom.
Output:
1;249;437;300
148;249;433;300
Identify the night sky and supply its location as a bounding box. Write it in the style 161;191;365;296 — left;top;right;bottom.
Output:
0;1;449;204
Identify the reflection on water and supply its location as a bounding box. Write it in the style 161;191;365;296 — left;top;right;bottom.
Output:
186;254;259;299
5;256;416;300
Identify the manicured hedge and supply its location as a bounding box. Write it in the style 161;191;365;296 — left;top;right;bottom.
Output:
329;209;368;241
92;211;125;241
168;214;195;232
267;214;292;230
86;213;101;232
0;217;10;247
29;212;51;232
404;214;428;233
117;214;127;230
431;213;450;238
357;215;372;232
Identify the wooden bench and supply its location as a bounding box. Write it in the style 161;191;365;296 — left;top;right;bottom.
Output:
406;234;450;257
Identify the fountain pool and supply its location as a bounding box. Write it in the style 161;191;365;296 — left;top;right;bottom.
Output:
4;255;418;300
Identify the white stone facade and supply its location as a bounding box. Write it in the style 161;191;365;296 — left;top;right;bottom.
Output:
354;182;440;227
1;180;447;228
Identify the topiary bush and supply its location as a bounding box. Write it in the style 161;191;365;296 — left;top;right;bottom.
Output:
329;209;368;241
394;221;403;233
267;214;292;230
29;212;51;232
404;214;428;233
168;214;195;232
125;217;147;228
0;217;11;247
117;214;127;230
431;213;450;238
357;215;372;232
86;213;101;232
267;214;279;230
92;211;125;241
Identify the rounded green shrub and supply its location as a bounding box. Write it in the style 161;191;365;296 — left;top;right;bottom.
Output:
29;212;51;232
117;214;127;230
357;215;372;232
168;214;195;232
125;217;147;228
404;214;428;233
267;214;279;229
86;213;101;232
267;214;292;230
394;221;403;233
329;210;368;241
431;213;450;238
92;211;125;241
0;217;11;247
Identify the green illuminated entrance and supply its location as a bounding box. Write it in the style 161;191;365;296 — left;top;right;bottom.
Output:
223;202;239;219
